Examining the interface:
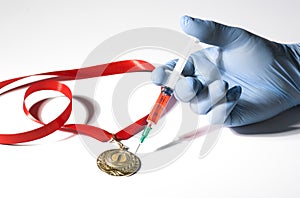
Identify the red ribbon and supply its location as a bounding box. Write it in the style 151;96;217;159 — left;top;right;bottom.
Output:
0;60;154;144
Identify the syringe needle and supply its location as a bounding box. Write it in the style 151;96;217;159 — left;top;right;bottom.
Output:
135;143;141;154
135;124;152;154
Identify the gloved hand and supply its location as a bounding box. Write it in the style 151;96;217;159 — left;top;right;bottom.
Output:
152;15;300;127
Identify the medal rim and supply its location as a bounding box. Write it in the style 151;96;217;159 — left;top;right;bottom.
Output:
97;149;141;176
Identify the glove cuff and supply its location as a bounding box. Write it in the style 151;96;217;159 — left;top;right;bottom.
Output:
292;43;300;95
295;43;300;71
288;43;300;70
283;43;300;97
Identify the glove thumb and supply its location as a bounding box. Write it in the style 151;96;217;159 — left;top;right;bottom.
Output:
180;15;250;48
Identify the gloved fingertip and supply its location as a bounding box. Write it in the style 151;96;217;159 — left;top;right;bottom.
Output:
151;67;166;86
180;15;197;35
180;15;207;38
174;77;202;102
182;57;195;76
167;57;195;76
226;86;242;102
206;86;241;125
165;59;178;69
180;15;194;27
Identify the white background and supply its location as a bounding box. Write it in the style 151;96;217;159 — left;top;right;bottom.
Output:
0;0;300;198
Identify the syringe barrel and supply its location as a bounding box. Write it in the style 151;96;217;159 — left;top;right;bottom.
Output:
147;87;173;124
165;57;189;89
166;37;199;89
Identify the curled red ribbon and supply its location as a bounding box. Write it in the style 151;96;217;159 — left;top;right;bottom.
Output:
0;60;154;144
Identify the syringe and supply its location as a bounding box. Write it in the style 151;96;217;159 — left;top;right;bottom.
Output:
135;37;199;153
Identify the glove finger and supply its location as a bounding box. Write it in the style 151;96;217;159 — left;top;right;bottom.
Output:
151;65;172;86
190;49;221;85
180;15;251;48
190;80;228;114
174;76;203;103
207;86;242;125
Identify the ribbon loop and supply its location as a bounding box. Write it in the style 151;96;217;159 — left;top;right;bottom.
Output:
0;60;155;144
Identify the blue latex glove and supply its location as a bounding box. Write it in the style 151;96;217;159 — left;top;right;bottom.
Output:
152;15;300;127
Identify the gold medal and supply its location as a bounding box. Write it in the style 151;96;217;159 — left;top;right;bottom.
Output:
97;140;141;176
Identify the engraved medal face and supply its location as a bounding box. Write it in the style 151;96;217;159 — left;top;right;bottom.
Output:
97;149;141;176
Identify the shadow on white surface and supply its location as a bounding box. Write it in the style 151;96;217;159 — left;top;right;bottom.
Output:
231;105;300;136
